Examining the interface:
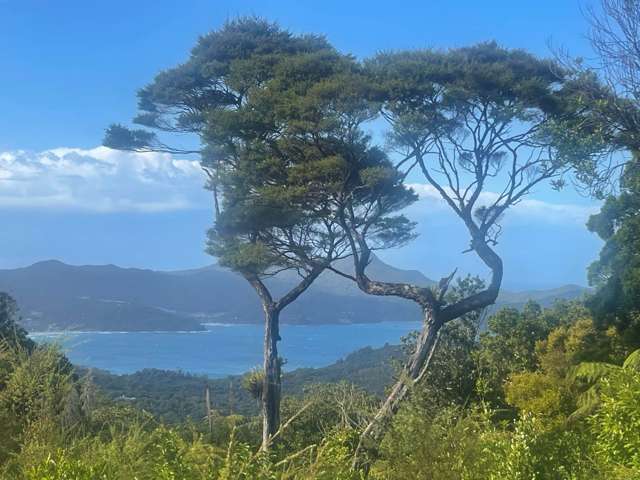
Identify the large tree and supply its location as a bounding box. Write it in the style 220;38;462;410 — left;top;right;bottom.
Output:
104;18;415;449
105;19;345;449
335;42;609;468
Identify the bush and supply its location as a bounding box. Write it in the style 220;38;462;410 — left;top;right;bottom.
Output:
591;370;640;477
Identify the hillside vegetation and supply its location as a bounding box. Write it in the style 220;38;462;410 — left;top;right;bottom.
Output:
79;343;402;422
2;292;640;478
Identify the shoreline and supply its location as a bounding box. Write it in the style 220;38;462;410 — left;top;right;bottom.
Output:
27;319;421;336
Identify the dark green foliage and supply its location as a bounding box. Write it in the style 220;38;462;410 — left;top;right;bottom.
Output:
105;18;333;150
283;344;401;398
106;18;415;280
85;368;253;422
588;159;640;346
368;42;563;115
201;40;413;279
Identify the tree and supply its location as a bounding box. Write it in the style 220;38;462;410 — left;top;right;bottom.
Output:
402;276;487;409
588;160;640;347
0;293;33;351
584;0;640;150
553;1;640;185
205;84;417;449
475;302;566;408
338;43;609;467
104;18;343;449
199;21;416;450
504;312;621;419
104;18;415;450
573;0;640;350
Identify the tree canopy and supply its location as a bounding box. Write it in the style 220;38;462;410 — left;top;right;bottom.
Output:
588;159;640;346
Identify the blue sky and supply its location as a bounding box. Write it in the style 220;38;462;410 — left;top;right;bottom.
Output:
0;0;607;289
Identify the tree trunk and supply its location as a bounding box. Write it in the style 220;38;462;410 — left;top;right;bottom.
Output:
261;306;281;451
245;269;324;452
353;308;441;470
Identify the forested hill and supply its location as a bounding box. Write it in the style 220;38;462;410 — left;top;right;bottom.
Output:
82;343;404;423
0;259;587;332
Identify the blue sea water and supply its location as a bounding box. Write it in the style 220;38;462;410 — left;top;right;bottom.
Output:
30;321;420;377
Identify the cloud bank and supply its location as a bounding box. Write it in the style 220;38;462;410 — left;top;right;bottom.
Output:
0;147;207;212
0;147;600;223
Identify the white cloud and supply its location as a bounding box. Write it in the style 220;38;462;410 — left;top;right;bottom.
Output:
0;150;600;223
407;183;599;224
0;147;208;212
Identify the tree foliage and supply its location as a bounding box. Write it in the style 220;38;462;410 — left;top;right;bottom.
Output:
588;160;640;346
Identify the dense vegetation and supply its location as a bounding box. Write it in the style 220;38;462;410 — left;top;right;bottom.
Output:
2;288;640;478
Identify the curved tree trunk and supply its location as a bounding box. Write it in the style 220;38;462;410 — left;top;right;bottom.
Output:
353;308;441;470
261;305;281;451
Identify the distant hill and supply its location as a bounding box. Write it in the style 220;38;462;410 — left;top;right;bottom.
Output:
496;284;589;308
0;259;588;332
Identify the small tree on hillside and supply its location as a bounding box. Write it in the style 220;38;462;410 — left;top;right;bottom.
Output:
337;43;610;467
0;293;32;351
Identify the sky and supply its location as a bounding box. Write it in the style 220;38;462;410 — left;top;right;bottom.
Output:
0;0;609;290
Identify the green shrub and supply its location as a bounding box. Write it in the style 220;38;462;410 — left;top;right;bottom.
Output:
590;370;640;477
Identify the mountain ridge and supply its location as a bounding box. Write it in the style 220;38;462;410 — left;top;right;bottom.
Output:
0;259;588;332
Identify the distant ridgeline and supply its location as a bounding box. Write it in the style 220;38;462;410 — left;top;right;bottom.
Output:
0;259;587;332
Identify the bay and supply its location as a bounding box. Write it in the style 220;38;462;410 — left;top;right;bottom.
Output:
30;321;420;377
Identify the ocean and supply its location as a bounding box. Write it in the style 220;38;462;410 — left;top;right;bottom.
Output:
30;321;421;377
